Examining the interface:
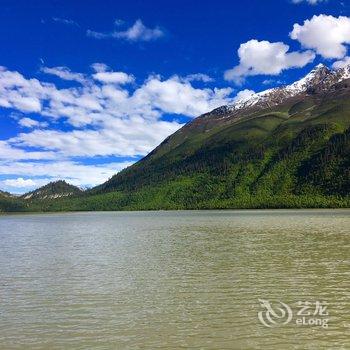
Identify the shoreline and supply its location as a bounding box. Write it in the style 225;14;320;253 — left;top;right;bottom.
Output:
1;207;350;216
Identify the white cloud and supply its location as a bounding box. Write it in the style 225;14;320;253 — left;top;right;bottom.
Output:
0;67;44;113
14;97;42;112
224;39;315;84
332;56;350;69
134;75;233;117
18;117;48;128
93;71;134;84
0;65;234;190
90;62;135;85
0;160;134;189
2;177;36;188
0;67;232;132
52;17;79;27
292;0;325;4
91;63;109;73
183;73;214;83
234;89;256;102
87;19;164;42
0;141;56;160
116;19;164;41
1;177;53;193
86;30;107;39
290;15;350;59
11;120;182;157
41;66;86;83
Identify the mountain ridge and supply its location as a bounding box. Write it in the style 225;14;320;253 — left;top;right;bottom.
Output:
21;180;83;200
211;63;350;116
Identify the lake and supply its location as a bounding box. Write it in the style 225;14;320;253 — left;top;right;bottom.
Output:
0;210;349;349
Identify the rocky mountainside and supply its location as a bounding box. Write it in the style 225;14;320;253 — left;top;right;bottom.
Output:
22;180;82;200
214;63;350;114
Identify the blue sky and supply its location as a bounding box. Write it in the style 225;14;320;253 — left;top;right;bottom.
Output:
0;0;349;193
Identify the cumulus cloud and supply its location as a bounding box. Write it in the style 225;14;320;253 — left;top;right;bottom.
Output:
41;66;86;83
2;177;36;188
93;71;134;84
233;89;256;102
11;120;182;158
0;67;44;112
15;97;41;112
87;19;164;42
90;63;135;85
224;39;315;84
115;19;164;41
292;0;325;4
18;117;48;128
0;66;233;128
183;73;214;83
1;177;54;193
290;15;350;59
0;141;56;160
91;63;109;73
0;160;134;190
135;75;233;117
332;56;350;69
0;65;235;189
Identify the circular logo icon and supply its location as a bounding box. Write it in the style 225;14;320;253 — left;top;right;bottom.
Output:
258;299;293;327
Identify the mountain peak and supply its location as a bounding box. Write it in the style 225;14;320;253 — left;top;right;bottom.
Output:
314;63;326;69
304;63;330;78
303;63;328;77
334;63;350;81
22;180;83;200
288;63;331;93
224;63;350;114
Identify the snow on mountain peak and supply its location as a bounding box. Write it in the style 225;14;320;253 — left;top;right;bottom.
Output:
336;64;350;81
225;63;350;113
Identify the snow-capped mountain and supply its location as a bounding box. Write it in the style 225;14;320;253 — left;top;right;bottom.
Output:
215;64;350;115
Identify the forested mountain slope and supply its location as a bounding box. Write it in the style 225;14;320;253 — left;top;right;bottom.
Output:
82;65;350;210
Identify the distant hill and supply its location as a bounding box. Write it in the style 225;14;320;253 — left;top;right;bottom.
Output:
0;190;26;212
0;190;14;198
21;180;83;200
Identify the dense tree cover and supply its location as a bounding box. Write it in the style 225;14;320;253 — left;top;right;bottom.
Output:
297;127;350;196
7;123;349;213
0;196;27;212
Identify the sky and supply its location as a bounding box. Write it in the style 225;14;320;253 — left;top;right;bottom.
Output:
0;0;349;193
